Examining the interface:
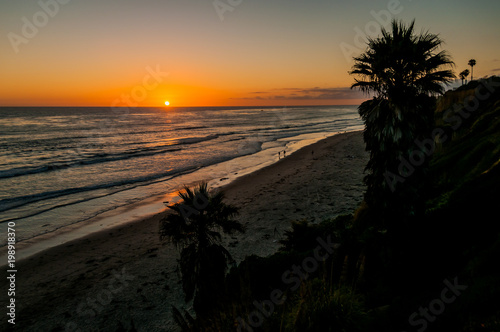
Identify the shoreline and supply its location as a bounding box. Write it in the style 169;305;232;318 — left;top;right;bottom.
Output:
0;129;362;264
1;130;368;331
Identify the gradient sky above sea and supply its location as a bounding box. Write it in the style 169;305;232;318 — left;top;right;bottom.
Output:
1;0;499;107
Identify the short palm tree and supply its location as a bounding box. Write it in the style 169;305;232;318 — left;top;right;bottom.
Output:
468;59;476;81
350;20;454;222
160;182;243;313
459;69;470;85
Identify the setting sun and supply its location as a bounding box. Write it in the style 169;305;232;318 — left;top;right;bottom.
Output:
164;101;170;106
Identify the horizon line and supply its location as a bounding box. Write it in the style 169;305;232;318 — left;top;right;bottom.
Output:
0;104;362;108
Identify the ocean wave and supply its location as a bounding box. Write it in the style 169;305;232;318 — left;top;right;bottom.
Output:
244;118;342;134
1;126;211;148
0;166;198;216
0;134;221;179
174;125;209;131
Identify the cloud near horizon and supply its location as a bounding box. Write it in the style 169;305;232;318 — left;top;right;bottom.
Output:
234;87;367;101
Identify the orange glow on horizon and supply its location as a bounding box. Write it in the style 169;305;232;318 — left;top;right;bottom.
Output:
1;2;499;108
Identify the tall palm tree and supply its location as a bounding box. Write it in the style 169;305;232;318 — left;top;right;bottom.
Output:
459;69;470;85
468;59;476;81
350;20;454;223
160;182;243;313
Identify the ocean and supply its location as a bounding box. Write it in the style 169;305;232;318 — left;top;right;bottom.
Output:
0;106;363;247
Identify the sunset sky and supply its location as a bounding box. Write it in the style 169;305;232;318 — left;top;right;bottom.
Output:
1;0;499;107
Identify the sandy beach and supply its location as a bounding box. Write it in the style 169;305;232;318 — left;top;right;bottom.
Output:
1;130;367;331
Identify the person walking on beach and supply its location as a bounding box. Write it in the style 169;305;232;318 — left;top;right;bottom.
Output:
278;151;281;159
283;150;286;158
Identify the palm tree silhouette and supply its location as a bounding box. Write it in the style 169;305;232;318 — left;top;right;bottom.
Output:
160;182;243;313
459;69;470;85
350;20;454;222
468;59;477;81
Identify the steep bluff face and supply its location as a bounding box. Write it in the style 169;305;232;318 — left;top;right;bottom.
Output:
436;85;500;199
436;77;500;112
429;76;500;202
434;76;500;141
436;88;476;114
